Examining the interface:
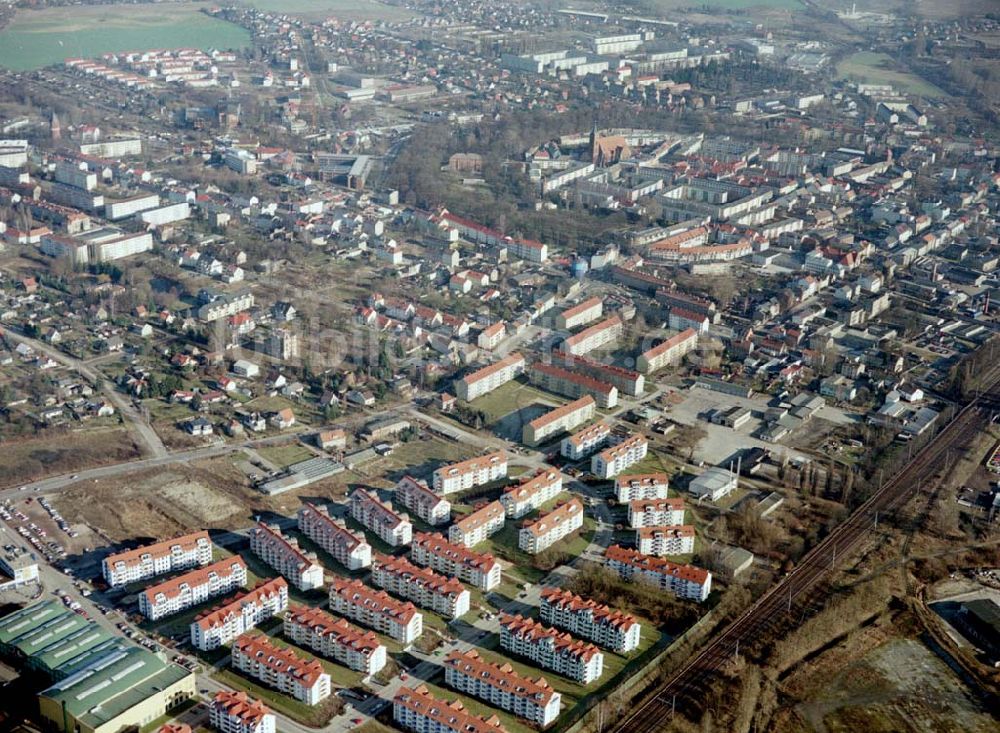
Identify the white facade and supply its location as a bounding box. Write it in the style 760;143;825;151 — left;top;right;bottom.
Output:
372;555;470;620
433;451;507;494
560;421;611;460
627;497;685;528
231;633;331;706
499;614;604;684
102;531;213;587
297;503;372;570
605;545;711;603
394;685;508;733
349;489;412;547
500;469;562;518
616;474;670;503
283;605;387;676
455;353;525;401
591;434;649;479
518;500;584;555
190;578;290;651
249;522;324;591
328;578;423;644
411;533;502;592
209;691;276;733
444;650;561;727
560;315;623;356
448;500;505;548
635;526;695;556
539;588;641;654
140;556;247;621
105;193;160;220
395;476;451;526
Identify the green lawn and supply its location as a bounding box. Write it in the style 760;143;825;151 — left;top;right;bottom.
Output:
213;668;342;726
837;51;945;97
264;630;366;689
139;698;199;733
240;0;414;21
257;443;315;469
481;515;597;585
467;378;562;423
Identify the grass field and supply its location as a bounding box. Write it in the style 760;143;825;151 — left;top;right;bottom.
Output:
837;52;944;97
240;0;415;21
0;4;250;71
467;378;562;423
647;0;802;9
0;426;142;488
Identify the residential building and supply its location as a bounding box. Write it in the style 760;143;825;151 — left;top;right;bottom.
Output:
433;451;508;494
328;578;423;644
636;329;698;374
249;523;324;591
628;497;685;528
616;474;670;503
411;533;501;592
231;632;330;706
635;526;695;556
559;315;623;356
519;499;584;555
283;605;386;676
395;476;451;526
190;578;289;651
102;531;212;587
539;588;641;654
605;545;711;602
140;556;247;621
297;503;372;570
448;500;505;548
349;489;412;547
393;685;508;733
529;363;618;409
372;554;471;620
499;614;604;684
500;469;563;519
443;649;561;727
591;434;649;479
522;396;596;446
209;691;274;733
477;323;506;351
556;355;645;397
455;353;525;401
560;421;611;460
556;297;603;330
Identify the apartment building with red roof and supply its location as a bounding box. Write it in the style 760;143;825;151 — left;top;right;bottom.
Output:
443;649;561;727
448;500;506;548
371;554;470;620
190;578;289;651
102;530;212;587
559;315;623;356
454;353;525;401
209;690;275;733
529;363;618;409
283;605;386;676
591;433;649;479
139;555;247;621
615;473;670;503
636;328;698;374
349;488;412;547
328;578;423;644
605;545;712;602
499;613;604;684
231;632;331;706
559;421;612;460
297;502;372;570
628;496;686;528
539;588;641;653
411;532;502;592
499;469;563;519
522;395;596;446
395;475;452;526
635;525;696;556
518;499;584;555
394;684;508;733
433;451;508;494
249;522;324;591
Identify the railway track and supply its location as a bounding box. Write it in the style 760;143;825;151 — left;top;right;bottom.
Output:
614;366;1000;733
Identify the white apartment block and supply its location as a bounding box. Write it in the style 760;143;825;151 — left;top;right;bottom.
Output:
500;469;563;519
372;554;470;620
249;523;325;592
394;685;507;733
396;476;451;526
605;545;712;603
349;489;413;547
455;353;525;401
518;499;584;555
444;649;561;727
556;297;603;330
190;577;289;651
560;421;611;460
328;578;423;644
231;632;331;706
448;500;505;548
591;434;649;479
411;533;501;592
616;474;670;504
636;328;698;374
140;556;247;621
209;690;275;733
433;451;508;494
522;396;596;446
297;502;372;570
539;588;641;654
499;614;604;684
283;604;387;676
628;497;685;528
635;525;695;556
559;315;623;356
102;530;213;587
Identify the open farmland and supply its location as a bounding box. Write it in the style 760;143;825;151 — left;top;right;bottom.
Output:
240;0;415;21
0;3;250;71
837;52;945;97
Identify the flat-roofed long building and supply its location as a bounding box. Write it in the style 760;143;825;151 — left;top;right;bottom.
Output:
556;297;603;330
628;497;685;528
297;502;372;570
328;578;423;644
605;545;711;602
231;632;331;706
559;315;623;356
560;421;611;460
411;533;501;591
636;328;698;373
283;605;386;676
519;499;584;555
249;522;324;591
433;451;508;494
455;353;525;401
372;554;470;620
523;396;596;446
635;525;695;556
394;684;508;733
444;649;561;727
616;474;670;503
140;556;247;621
190;578;289;651
396;476;451;525
591;433;648;479
499;614;604;684
529;363;618;409
448;500;505;548
500;469;563;518
349;488;412;547
102;531;213;587
209;690;275;733
539;588;641;653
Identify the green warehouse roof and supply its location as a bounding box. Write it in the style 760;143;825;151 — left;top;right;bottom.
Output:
51;638;131;681
15;612;91;659
41;646;192;730
34;624;117;678
0;600;65;647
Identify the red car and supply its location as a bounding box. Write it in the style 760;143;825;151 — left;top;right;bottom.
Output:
351;718;362;726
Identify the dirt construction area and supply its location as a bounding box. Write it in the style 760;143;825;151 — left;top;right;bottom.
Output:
796;638;996;733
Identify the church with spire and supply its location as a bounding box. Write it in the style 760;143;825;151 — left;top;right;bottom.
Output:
589;121;630;167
